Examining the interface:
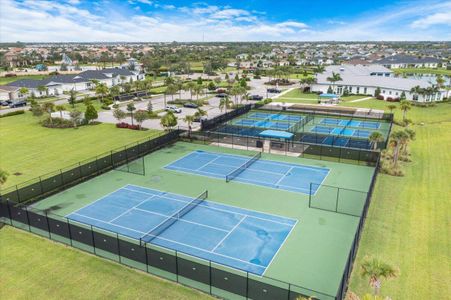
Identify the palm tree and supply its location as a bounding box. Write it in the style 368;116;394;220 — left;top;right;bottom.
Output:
386;104;397;113
55;104;65;118
369;132;384;151
185;81;197;100
95;82;109;103
183;115;195;137
0;168;8;186
194;108;207;121
68;89;77;108
401;128;416;155
193;84;203;101
126;103;136;125
37;85;48;97
19;87;29;98
326;72;342;93
390;131;409;167
409;85;421;100
42;102;55;125
219;96;231;112
165;84;178;101
435;74;445;89
399;100;411;121
69;110;82;128
360;256;398;295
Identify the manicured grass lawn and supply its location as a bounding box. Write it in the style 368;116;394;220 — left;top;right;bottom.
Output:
393;68;451;76
340;100;451;299
0;226;211;300
286;73;314;79
0;112;161;189
0;75;49;85
149;86;167;94
280;88;318;100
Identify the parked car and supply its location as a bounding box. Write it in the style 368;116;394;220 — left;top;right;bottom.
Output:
216;93;228;98
183;102;198;108
248;95;263;101
0;100;12;106
267;88;281;93
165;105;182;113
9;100;27;108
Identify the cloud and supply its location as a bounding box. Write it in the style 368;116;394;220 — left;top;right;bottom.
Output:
1;0;450;42
411;12;451;28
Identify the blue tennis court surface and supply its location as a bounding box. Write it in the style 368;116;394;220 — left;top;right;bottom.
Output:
311;125;372;138
300;135;372;149
67;185;297;275
248;112;304;122
320;118;380;129
234;118;293;130
164;150;329;195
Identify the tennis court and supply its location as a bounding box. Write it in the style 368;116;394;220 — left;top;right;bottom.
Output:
300;135;372;149
164;150;329;195
233;118;294;131
67;184;297;275
248;112;304;122
320;118;381;129
310;125;372;138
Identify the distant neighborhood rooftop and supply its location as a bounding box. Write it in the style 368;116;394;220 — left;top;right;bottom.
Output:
376;54;442;65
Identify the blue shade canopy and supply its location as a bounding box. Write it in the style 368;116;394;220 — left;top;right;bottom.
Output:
258;130;294;139
319;93;339;98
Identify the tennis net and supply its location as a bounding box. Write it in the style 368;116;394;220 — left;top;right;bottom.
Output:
140;190;208;244
226;152;262;182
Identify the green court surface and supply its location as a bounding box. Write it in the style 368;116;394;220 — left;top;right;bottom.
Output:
31;142;375;297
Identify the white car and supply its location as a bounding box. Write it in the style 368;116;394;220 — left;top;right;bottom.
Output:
165;105;182;113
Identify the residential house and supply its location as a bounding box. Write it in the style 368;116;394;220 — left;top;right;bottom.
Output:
375;54;442;69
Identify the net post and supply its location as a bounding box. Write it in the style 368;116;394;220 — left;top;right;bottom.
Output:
336;187;340;213
309;183;312;208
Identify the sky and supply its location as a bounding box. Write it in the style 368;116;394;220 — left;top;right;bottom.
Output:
1;0;451;42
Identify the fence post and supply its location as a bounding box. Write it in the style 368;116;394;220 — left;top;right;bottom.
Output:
144;241;149;273
45;211;51;239
117;233;121;263
24;206;31;232
67;218;73;247
308;183;312;208
175;250;179;282
209;260;212;295
90;225;96;255
15;185;20;203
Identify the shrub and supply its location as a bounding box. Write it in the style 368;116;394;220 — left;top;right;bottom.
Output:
101;104;111;110
253;75;261;79
386;97;400;102
376;95;385;100
41;117;74;128
0;110;25;118
115;122;140;130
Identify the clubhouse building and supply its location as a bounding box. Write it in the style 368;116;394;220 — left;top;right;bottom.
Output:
311;65;447;102
1;68;144;100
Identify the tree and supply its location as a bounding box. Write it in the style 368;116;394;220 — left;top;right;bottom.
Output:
435;75;445;89
95;83;109;103
0;168;8;186
183;115;195;137
360;256;398;295
110;85;120;99
374;87;381;97
389;130;409;167
194;108;207;120
147;100;153;113
42;102;55;125
113;108;126;123
400;91;406;100
219;96;231;112
326;72;342;93
185;81;197;100
30;102;44;117
69;109;82;128
401;128;416;156
386;104;396;113
369;132;384;151
55;104;65;118
399;100;411;121
160;111;178;130
19;87;29;98
126;103;136;125
165;84;178;101
37;85;48;97
85;104;98;124
193;84;203;100
134;110;149;129
68;89;77;108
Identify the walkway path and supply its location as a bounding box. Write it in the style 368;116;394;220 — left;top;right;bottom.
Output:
348;96;373;103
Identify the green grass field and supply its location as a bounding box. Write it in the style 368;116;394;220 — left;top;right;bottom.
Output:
0;226;211;300
393;68;451;76
0;75;49;85
340;101;451;299
0;112;161;189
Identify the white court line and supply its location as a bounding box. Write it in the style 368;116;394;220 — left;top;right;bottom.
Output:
195;155;223;171
211;216;246;252
262;219;299;277
275;166;294;187
72;212;268;270
109;194;156;223
123;186;296;226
